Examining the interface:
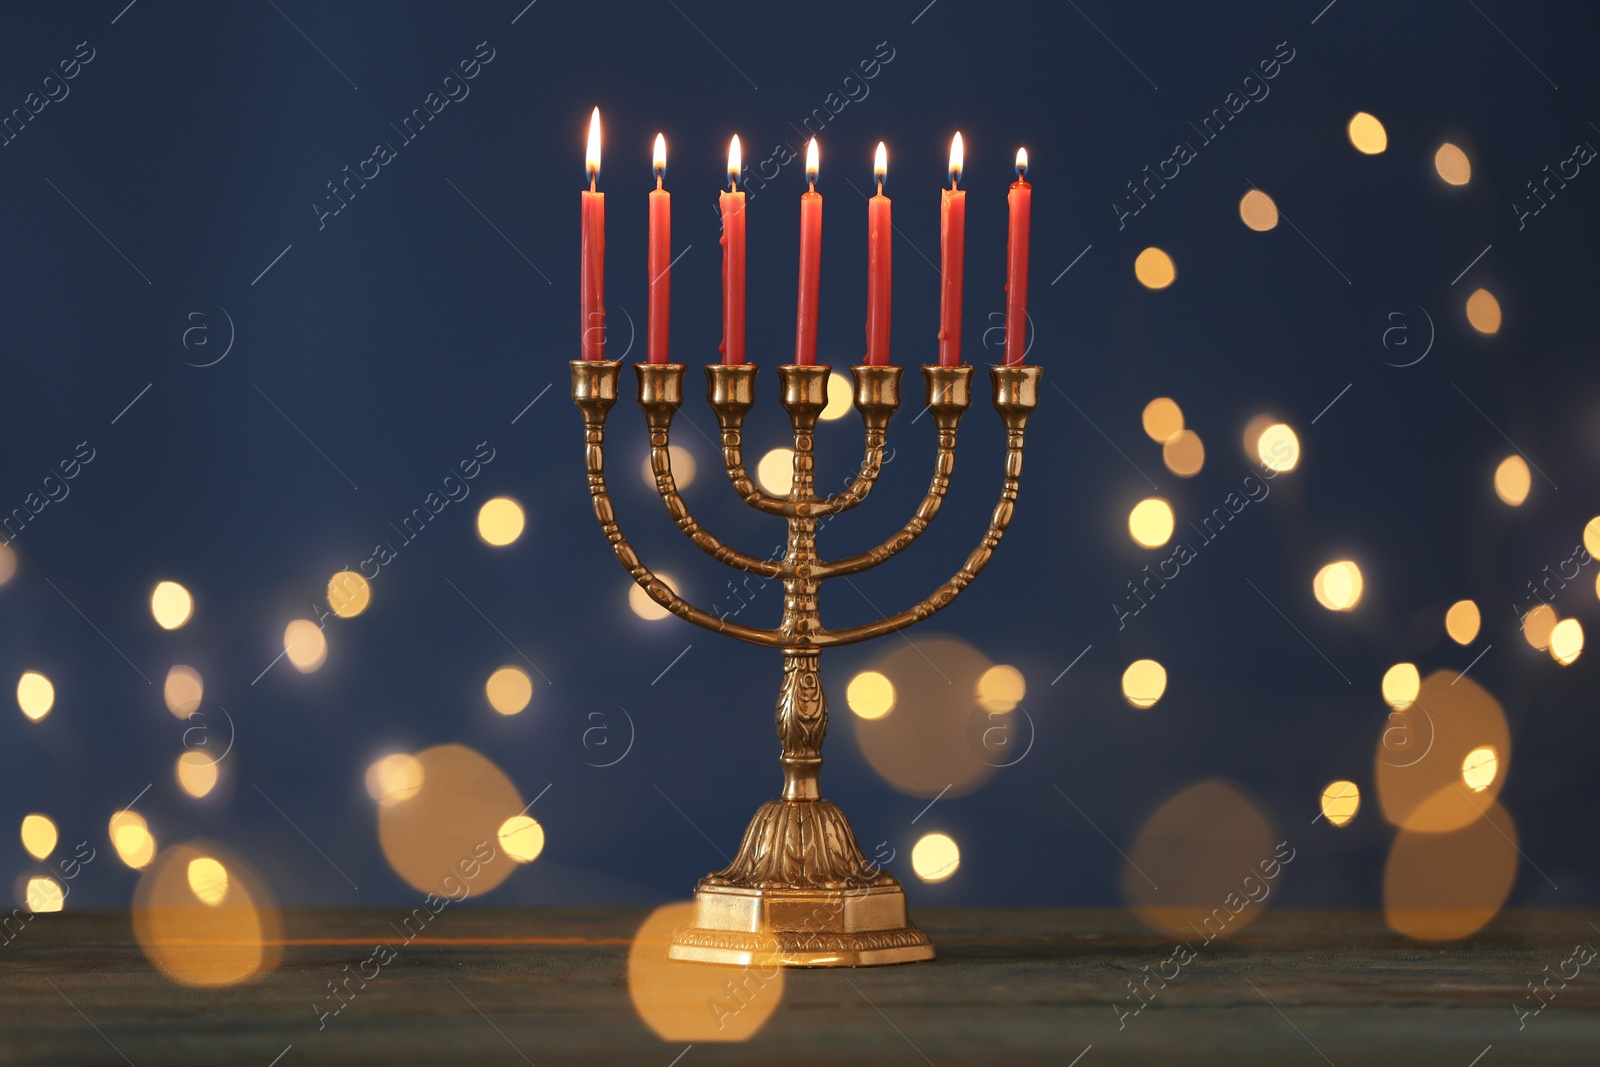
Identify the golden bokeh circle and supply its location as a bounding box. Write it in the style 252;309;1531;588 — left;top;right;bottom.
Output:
1141;397;1184;443
1493;455;1530;506
1347;111;1387;154
1320;781;1360;827
1257;423;1299;473
1383;801;1518;941
629;573;679;621
1434;142;1471;185
375;744;521;896
1134;247;1176;290
1374;670;1510;833
327;570;371;618
17;670;55;721
911;832;961;883
21;813;58;860
846;670;895;720
164;665;204;718
1444;600;1480;645
1123;780;1279;939
627;902;783;1041
176;752;220;798
1122;659;1168;709
486;666;534;715
150;580;194;630
132;840;281;987
853;636;997;797
283;619;327;673
821;371;853;421
756;448;794;495
1312;561;1364;611
1128;498;1174;549
477;497;526;546
1238;189;1279;231
1162;429;1205;477
1466;288;1501;334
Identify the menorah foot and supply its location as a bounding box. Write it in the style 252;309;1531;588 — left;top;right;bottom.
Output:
667;798;935;967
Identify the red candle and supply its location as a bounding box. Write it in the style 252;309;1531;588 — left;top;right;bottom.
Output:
1004;147;1031;366
794;138;822;367
865;142;892;366
938;132;966;367
580;107;606;361
647;133;670;364
719;135;747;366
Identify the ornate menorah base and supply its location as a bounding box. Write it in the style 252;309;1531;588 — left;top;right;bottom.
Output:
669;799;934;967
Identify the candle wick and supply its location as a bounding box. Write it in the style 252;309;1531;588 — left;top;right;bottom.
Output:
656;172;663;190
808;179;815;193
590;175;597;193
876;179;883;196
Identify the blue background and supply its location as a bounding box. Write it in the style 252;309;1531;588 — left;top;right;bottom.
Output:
1;0;1597;910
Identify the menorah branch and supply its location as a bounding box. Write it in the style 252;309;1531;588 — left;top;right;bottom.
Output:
707;365;793;516
815;365;974;579
810;365;902;517
809;365;1042;648
571;359;787;648
637;364;786;578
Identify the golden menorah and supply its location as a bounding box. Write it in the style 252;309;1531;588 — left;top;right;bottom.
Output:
572;357;1042;966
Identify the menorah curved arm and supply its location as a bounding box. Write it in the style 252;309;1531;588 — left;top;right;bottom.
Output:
573;360;788;648
814;365;973;578
810;366;1042;649
706;365;793;516
811;365;904;517
638;364;786;579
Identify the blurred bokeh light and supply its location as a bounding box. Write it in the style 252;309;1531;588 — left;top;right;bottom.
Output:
1238;189;1279;230
20;813;57;860
163;665;203;718
176;751;220;798
1445;599;1481;644
327;570;372;618
911;832;961;883
1320;781;1360;827
1384;802;1518;940
132;841;281;987
1134;247;1176;289
1121;659;1167;709
1381;663;1420;710
374;744;521;895
1347;111;1387;154
1313;561;1364;611
1549;618;1584;665
1493;455;1531;506
365;753;426;808
497;814;546;863
1466;288;1502;334
846;670;895;720
756;448;794;495
1374;671;1509;833
1128;497;1174;549
853;636;997;797
627;902;782;1041
150;580;194;630
1162;429;1205;477
628;573;679;621
1257;422;1300;473
485;666;534;715
16;670;55;722
1141;397;1183;443
109;810;156;870
476;496;526;546
1123;780;1278;939
1522;603;1557;650
283;619;328;672
976;664;1025;713
1434;143;1471;185
821;371;852;421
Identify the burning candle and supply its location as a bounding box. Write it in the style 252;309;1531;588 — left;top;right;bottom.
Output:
647;133;670;364
794;138;822;367
1004;147;1031;366
580;107;606;361
865;141;892;366
938;132;966;367
719;135;747;366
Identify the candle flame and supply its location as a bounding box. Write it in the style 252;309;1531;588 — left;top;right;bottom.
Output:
728;134;741;189
949;132;964;187
805;138;819;184
1015;146;1028;178
653;133;666;179
874;141;888;184
585;107;602;181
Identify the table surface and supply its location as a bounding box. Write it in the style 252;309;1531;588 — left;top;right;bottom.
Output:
4;908;1598;1066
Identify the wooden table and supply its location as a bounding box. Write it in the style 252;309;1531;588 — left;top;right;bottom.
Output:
5;908;1597;1065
